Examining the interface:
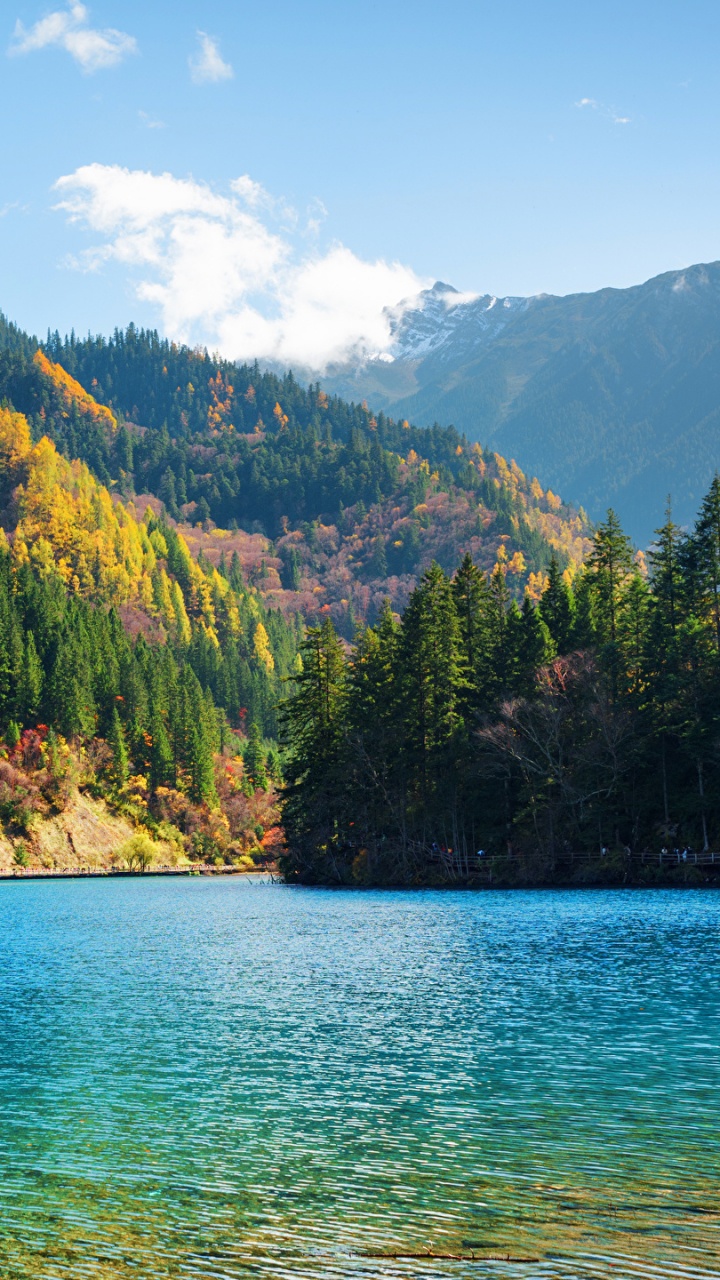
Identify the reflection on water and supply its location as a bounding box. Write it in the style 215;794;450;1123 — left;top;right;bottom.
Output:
0;880;718;1279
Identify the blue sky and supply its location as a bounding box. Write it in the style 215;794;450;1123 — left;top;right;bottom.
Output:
2;0;719;367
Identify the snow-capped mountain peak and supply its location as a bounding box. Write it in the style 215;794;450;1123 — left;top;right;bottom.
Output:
380;280;529;364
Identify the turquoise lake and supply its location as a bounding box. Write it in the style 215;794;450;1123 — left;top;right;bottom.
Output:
0;881;718;1279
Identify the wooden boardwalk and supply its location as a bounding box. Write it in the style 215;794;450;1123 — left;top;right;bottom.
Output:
428;845;720;874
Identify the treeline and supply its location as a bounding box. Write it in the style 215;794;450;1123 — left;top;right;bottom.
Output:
281;483;720;884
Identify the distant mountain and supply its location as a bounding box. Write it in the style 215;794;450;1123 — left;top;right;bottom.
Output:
322;262;720;542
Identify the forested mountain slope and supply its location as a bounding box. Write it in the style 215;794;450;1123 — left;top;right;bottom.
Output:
0;403;299;739
0;402;298;870
322;262;720;542
0;316;591;632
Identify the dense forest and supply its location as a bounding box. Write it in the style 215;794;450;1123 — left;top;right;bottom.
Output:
0;403;302;867
0;543;282;866
281;486;720;885
0;315;589;632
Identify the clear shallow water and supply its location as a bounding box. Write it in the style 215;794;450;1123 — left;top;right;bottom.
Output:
0;883;718;1280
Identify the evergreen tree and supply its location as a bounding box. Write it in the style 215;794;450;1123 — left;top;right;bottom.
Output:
108;705;129;788
148;705;174;793
539;556;575;653
19;631;42;725
369;535;387;577
245;721;268;790
587;510;634;695
281;618;348;879
516;596;554;695
687;474;720;649
451;553;494;712
178;668;217;805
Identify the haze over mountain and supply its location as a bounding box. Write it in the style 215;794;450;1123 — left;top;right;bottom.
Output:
321;261;720;543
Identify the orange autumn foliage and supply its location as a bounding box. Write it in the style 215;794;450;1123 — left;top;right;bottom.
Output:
207;370;234;432
33;351;117;432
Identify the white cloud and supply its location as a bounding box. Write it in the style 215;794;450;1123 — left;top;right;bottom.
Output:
8;2;137;72
575;96;631;125
53;164;428;369
189;31;232;85
138;110;165;130
444;289;479;308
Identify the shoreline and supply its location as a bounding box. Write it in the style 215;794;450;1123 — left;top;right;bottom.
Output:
4;868;719;890
0;867;277;881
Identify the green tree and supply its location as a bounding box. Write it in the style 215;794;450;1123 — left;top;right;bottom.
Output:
539;556;575;653
515;596;554;695
19;631;42;725
280;617;348;880
245;721;268;790
108;705;129;787
689;474;720;649
587;509;634;695
451;553;495;712
369;535;387;578
148;706;174;793
398;563;468;835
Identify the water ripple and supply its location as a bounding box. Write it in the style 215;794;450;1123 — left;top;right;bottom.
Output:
0;882;718;1278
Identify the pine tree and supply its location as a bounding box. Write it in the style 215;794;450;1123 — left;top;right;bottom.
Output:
646;504;685;825
588;510;634;648
649;502;684;642
345;601;402;853
229;552;244;594
687;475;720;649
49;636;96;739
571;570;597;649
0;600;23;728
148;705;174;792
159;468;179;519
516;596;554;695
398;562;468;813
451;553;495;712
370;535;387;578
245;721;268;790
539;556;575;653
587;509;634;696
19;631;43;726
177;669;217;806
108;705;129;788
280;617;348;878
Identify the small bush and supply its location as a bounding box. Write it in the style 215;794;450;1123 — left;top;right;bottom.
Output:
13;842;29;868
115;833;158;872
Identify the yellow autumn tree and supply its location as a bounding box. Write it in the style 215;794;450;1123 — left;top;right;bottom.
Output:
0;406;31;473
253;622;274;672
14;438;151;601
273;402;289;431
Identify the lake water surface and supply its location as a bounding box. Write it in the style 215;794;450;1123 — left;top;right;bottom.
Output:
0;880;718;1279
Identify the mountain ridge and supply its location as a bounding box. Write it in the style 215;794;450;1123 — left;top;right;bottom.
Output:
321;260;720;541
